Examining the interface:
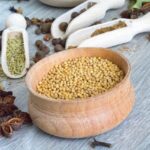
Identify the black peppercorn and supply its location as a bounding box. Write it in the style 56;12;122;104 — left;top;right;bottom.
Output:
54;44;64;52
59;22;68;32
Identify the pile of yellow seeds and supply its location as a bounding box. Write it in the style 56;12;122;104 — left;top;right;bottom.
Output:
36;57;124;100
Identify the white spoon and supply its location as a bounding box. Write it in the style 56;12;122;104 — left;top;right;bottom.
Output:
66;12;150;48
51;0;125;39
1;13;30;79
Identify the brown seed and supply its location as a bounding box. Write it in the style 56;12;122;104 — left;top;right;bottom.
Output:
87;2;96;9
80;8;86;14
54;44;64;52
35;28;41;35
39;44;50;54
59;22;68;32
43;34;52;41
52;38;62;46
35;40;43;48
71;12;79;19
40;22;51;34
60;39;66;47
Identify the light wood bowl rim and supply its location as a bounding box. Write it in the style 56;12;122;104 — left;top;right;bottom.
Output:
26;47;131;103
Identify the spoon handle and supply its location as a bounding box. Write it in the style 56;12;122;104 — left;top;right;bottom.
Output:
132;12;150;33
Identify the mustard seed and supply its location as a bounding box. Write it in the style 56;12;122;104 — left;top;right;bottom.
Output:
36;57;124;100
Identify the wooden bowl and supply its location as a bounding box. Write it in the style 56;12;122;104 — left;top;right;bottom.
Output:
26;48;135;138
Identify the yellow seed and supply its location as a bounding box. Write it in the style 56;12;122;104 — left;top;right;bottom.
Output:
36;57;124;100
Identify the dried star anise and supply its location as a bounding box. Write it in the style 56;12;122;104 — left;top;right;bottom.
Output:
7;117;23;131
1;123;13;137
0;104;18;117
0;90;13;97
0;90;32;138
13;111;32;124
0;95;15;105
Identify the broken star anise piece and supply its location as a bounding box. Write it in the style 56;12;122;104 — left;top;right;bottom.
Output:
0;95;15;105
7;117;23;131
0;104;18;117
13;111;32;124
0;90;13;97
1;123;13;138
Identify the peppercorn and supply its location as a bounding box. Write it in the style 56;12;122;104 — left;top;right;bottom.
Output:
38;44;50;54
35;40;43;48
80;8;86;14
35;28;41;35
40;22;51;34
71;12;79;19
54;44;64;52
59;22;68;32
36;57;124;100
87;2;96;9
43;34;52;41
52;38;62;46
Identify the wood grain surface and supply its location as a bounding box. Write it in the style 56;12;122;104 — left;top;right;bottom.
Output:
0;0;150;150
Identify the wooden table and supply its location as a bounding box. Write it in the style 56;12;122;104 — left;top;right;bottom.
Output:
0;0;150;150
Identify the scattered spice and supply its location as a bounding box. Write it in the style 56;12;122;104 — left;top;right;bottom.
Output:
9;6;23;14
0;90;32;138
59;22;68;32
37;57;124;100
33;40;50;63
91;21;127;37
121;1;150;19
59;2;96;32
87;2;97;9
7;117;23;130
146;33;150;41
52;38;66;52
90;138;112;148
6;32;25;75
54;44;64;52
1;123;13;137
0;65;6;78
35;28;42;35
43;34;52;41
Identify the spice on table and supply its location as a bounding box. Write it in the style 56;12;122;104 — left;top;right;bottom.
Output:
6;33;25;76
120;1;150;19
35;28;42;35
52;38;66;52
7;117;23;130
1;123;13;137
9;6;23;14
43;34;52;41
40;22;51;34
59;2;96;32
87;2;97;8
36;57;124;100
91;21;127;37
33;40;50;63
146;33;150;41
59;22;68;32
90;138;112;148
0;90;32;138
54;44;64;52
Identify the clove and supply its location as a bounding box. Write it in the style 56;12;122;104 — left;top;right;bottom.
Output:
90;138;112;148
